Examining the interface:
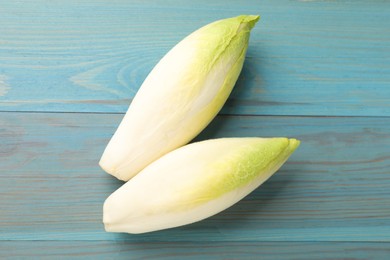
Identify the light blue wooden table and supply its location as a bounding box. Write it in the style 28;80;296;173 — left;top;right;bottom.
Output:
1;1;389;259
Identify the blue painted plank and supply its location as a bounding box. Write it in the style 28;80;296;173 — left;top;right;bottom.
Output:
1;241;390;260
1;112;389;241
0;0;389;116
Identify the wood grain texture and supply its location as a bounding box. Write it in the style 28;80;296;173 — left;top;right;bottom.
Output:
1;112;389;242
1;0;389;258
1;241;390;260
0;0;389;116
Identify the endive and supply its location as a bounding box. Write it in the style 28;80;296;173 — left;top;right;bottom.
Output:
100;15;260;181
104;137;300;234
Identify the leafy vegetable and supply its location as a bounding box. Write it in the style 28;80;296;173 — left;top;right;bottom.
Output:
103;137;300;234
100;15;260;181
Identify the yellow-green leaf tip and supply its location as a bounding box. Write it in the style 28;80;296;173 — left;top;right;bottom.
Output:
237;15;260;30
